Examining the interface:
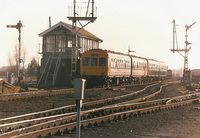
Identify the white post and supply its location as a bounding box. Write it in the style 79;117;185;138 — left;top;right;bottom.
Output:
74;78;86;138
76;100;82;138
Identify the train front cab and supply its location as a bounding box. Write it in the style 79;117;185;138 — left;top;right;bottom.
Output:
80;49;108;87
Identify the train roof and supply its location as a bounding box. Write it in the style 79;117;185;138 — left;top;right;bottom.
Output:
83;49;165;64
147;58;165;63
85;49;143;57
84;49;147;59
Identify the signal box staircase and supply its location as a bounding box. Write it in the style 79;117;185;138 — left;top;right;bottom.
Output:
37;53;62;88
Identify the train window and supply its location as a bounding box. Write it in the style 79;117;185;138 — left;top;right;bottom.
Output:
91;54;98;56
125;61;130;68
99;58;106;66
91;58;98;66
82;57;90;66
132;61;135;69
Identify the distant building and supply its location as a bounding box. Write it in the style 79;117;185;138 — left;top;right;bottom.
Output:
37;21;102;87
192;69;200;76
191;69;200;84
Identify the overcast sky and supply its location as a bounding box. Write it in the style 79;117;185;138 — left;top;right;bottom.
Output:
0;0;200;70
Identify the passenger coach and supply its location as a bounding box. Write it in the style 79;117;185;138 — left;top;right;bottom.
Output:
80;49;131;86
80;49;168;87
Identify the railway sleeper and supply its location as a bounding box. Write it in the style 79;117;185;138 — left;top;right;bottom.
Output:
93;112;100;117
87;123;93;128
137;111;141;116
101;120;105;124
64;120;68;124
192;99;199;104
81;124;85;130
113;116;118;122
118;115;122;120
87;115;92;119
119;108;123;112
82;116;87;120
90;113;96;118
94;121;98;126
107;119;112;123
142;112;146;115
54;130;61;136
109;110;113;114
46;132;52;137
71;126;76;132
128;112;133;118
100;110;106;116
123;114;127;120
63;128;69;134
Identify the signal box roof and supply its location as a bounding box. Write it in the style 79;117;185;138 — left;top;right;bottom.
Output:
39;21;103;42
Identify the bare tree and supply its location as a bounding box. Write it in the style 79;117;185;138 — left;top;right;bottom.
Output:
27;57;38;77
7;43;19;76
7;43;28;79
22;47;27;78
7;53;15;73
13;43;18;69
8;53;14;67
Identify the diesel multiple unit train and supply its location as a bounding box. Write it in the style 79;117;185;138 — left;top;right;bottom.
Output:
80;49;168;86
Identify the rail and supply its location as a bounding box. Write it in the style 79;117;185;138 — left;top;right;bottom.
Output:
0;83;157;124
0;82;199;137
6;98;199;138
0;83;167;133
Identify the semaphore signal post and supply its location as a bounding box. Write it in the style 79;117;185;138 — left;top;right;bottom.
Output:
7;20;23;85
171;19;196;84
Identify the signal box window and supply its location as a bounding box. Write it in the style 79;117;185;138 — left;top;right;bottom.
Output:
99;58;106;66
83;57;90;66
91;58;98;66
45;36;55;52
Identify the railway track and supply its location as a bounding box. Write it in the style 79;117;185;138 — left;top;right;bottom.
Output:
0;81;164;102
0;89;74;101
0;82;160;125
0;81;199;137
1;94;199;137
0;83;164;135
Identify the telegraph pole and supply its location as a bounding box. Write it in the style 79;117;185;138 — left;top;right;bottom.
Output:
171;19;196;84
7;20;23;85
128;46;135;55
